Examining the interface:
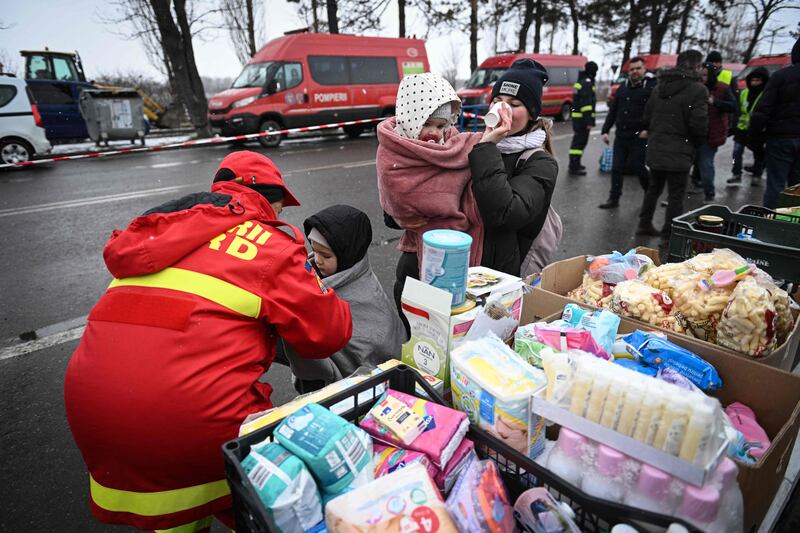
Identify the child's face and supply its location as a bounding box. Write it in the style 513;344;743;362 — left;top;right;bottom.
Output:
491;95;531;135
311;241;338;277
418;117;449;144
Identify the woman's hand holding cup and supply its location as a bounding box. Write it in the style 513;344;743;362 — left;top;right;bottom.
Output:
481;101;512;144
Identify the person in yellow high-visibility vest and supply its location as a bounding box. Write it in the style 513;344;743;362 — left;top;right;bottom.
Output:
706;51;734;87
727;67;770;187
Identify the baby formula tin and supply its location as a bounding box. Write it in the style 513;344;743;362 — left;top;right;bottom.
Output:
421;230;472;307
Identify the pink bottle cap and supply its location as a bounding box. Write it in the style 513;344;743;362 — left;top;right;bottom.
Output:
637;464;672;500
714;458;738;490
596;444;626;477
679;485;720;524
558;428;588;458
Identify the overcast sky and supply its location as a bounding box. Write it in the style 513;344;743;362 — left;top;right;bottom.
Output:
1;0;798;84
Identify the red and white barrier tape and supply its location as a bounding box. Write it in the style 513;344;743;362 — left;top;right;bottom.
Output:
0;116;386;169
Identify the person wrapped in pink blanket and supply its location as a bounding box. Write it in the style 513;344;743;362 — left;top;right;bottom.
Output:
376;73;484;313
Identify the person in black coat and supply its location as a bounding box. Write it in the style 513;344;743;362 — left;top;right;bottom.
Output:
749;37;800;208
468;59;559;275
599;56;656;209
568;61;598;176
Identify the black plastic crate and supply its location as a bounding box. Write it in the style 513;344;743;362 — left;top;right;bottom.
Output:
223;364;695;532
669;205;800;283
738;205;800;224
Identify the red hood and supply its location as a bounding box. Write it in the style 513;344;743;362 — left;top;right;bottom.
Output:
103;182;278;279
208;87;261;110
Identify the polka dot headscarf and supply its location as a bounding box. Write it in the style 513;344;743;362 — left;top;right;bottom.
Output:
394;73;462;140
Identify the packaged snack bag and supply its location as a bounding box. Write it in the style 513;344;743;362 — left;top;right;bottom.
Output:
240;442;323;533
325;463;457;533
668;272;733;342
607;279;686;332
451;334;547;458
586;249;654;284
558;303;620;355
275;403;373;494
360;389;468;469
566;273;610;307
752;268;794;345
686;248;749;274
640;262;695;293
515;323;557;368
445;457;515;533
533;324;611;360
717;278;778;357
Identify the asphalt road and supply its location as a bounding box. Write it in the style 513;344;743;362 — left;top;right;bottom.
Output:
0;122;766;532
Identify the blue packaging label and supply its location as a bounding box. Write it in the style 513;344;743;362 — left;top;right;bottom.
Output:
479;390;495;424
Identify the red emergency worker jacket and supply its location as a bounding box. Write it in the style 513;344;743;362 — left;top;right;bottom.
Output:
64;181;352;530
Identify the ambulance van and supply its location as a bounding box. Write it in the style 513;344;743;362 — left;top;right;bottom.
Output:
208;31;429;147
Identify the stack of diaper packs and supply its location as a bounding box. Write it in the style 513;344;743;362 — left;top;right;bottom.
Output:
360;389;476;495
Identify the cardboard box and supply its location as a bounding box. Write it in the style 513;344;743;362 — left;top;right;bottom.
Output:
531;250;800;371
528;307;800;531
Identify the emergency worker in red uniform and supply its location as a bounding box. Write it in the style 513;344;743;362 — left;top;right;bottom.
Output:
64;151;352;532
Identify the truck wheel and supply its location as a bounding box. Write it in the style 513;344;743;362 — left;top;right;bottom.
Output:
258;119;283;148
557;103;571;122
343;125;364;139
0;138;34;165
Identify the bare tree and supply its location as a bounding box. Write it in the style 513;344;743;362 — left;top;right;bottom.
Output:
327;0;339;33
289;0;389;34
566;0;581;54
0;49;20;76
742;0;800;62
438;38;463;86
646;0;685;53
518;0;535;52
219;0;264;64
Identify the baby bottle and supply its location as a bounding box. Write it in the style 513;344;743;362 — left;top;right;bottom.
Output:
712;458;744;533
546;428;589;487
625;464;676;516
581;444;627;502
676;484;721;531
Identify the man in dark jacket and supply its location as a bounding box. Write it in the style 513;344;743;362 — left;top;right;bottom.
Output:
568;61;598;176
750;37;800;208
599;56;655;208
637;50;709;236
727;66;769;187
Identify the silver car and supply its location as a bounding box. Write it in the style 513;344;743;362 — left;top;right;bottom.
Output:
0;74;51;165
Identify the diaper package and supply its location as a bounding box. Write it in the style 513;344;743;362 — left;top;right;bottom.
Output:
275;403;374;494
373;443;439;481
445;456;515;533
360;389;468;469
435;438;476;494
240;442;323;533
622;330;723;391
325;462;458;533
451;334;547;458
558;303;620;355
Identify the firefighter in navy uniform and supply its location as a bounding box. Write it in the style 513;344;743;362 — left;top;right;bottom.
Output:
569;61;598;176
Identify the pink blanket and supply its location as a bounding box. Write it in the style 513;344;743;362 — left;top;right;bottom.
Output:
376;118;485;266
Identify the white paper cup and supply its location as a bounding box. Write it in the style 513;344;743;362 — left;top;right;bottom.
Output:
484;101;509;128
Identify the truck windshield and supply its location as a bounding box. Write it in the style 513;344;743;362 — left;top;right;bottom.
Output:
465;68;507;88
232;62;278;88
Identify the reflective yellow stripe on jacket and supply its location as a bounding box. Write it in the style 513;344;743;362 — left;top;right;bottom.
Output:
718;69;733;86
90;475;230;517
109;267;262;318
580;105;593;113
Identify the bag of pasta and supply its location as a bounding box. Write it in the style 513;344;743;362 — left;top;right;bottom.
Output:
686;249;749;275
606;279;686;332
717;278;778;357
640;262;695;293
668;272;734;342
752;269;794;345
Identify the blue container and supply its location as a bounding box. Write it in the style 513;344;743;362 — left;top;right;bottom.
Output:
421;230;472;307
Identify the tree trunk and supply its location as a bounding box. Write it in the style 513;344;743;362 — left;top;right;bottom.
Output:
533;0;543;53
621;0;639;65
568;0;579;55
675;0;694;53
246;0;256;58
549;21;556;54
398;0;406;37
518;0;535;52
470;0;478;71
149;0;209;136
327;0;339;34
649;23;668;54
311;0;319;32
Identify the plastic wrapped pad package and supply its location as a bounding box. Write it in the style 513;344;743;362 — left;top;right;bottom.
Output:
325;462;457;532
557;303;621;355
373;443;439;481
451;334;547;458
435;438;476;495
360;389;468;470
240;442;323;533
540;350;727;465
717;277;778;357
668;272;733;343
445;456;515;533
606;279;686;332
275;403;373;494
